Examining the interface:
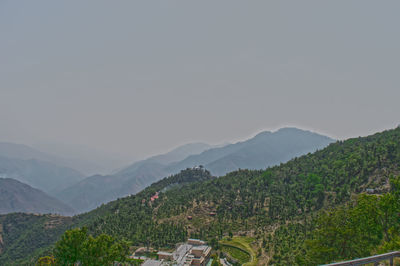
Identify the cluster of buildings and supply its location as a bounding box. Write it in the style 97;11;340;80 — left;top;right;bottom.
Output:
141;239;212;266
150;191;159;202
141;191;160;205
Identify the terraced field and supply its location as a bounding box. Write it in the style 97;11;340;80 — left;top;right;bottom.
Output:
219;237;258;266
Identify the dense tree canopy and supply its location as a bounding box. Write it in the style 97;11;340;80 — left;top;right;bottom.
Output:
53;227;129;265
300;176;400;265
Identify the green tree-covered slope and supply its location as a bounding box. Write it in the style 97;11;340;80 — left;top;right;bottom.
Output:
0;213;73;265
1;127;399;265
58;127;333;214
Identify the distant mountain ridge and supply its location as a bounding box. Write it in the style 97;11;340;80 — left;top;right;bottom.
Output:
57;142;214;213
0;142;106;176
144;142;214;165
58;127;334;213
0;178;74;215
0;155;84;195
116;142;213;176
167;127;334;175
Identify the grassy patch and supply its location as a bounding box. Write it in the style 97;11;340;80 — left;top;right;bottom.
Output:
219;237;258;266
221;244;251;264
126;258;144;265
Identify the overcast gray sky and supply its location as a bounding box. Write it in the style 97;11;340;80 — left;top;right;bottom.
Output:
1;0;399;160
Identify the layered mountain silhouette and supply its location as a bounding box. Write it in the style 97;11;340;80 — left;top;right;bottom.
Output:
57;142;215;213
0;178;74;215
58;128;334;213
0;142;89;195
0;155;84;195
166;128;334;175
0;142;106;176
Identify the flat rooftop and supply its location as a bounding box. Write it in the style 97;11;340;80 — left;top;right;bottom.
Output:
142;259;163;266
192;245;209;251
157;251;173;256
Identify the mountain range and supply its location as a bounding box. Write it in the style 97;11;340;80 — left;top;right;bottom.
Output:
1;126;398;265
0;178;74;215
166;127;334;175
0;142;107;176
57;127;334;213
56;142;216;213
0;155;84;195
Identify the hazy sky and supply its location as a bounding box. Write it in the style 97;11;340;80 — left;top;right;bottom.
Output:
1;0;399;160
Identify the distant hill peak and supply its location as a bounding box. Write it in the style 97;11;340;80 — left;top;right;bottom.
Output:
255;127;325;136
0;155;84;195
0;178;75;215
57;128;334;213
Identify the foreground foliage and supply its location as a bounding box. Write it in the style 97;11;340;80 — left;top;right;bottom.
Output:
301;176;400;265
53;227;129;265
0;214;73;265
269;176;400;265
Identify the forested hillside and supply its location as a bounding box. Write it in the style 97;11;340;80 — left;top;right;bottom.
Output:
58;127;333;213
1;127;399;265
0;168;213;265
166;127;334;176
57;142;214;213
0;213;73;265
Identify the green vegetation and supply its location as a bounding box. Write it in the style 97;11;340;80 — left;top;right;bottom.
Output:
125;258;144;265
300;175;400;265
210;254;223;266
1;127;400;265
60;127;332;213
221;245;250;264
0;213;73;265
268;175;400;265
36;256;56;265
53;227;129;265
220;237;257;265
